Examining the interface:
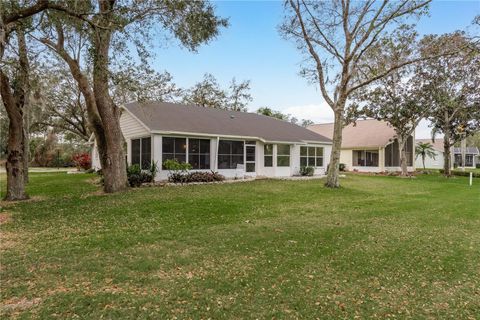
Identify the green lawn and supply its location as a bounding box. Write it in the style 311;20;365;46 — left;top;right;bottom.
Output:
1;173;479;319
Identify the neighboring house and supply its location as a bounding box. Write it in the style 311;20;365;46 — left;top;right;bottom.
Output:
453;147;479;168
415;139;445;169
91;102;332;181
308;119;415;173
414;139;479;169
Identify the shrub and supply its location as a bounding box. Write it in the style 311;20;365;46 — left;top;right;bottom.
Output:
126;163;157;187
339;163;346;172
184;171;225;183
300;166;314;176
127;164;142;187
164;159;192;184
72;153;92;170
476;163;480;169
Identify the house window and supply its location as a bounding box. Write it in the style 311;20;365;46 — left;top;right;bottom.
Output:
353;150;379;167
264;144;273;167
218;140;244;169
300;146;324;167
188;139;210;169
131;137;151;170
385;137;413;167
277;144;290;167
162;137;186;169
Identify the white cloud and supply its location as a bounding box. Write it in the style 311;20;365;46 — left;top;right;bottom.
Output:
281;102;334;123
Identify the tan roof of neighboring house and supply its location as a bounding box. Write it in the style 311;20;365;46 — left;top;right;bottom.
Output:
123;101;331;144
308;119;396;148
416;139;444;153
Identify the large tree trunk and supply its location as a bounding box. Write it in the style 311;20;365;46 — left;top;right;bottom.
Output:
325;106;344;188
397;136;408;176
443;121;452;177
91;1;128;193
0;72;28;200
422;154;426;170
0;26;29;200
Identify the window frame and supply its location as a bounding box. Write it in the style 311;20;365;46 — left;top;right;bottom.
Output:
188;138;211;170
353;149;379;167
218;139;245;169
300;146;324;168
264;144;273;167
131;136;152;170
276;144;291;167
162;136;187;169
162;136;211;170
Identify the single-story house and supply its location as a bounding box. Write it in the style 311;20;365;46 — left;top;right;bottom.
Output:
308;119;415;173
453;147;479;168
91;102;332;181
414;139;479;169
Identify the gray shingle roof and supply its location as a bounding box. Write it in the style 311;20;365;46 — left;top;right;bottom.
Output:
453;147;479;155
122;102;331;144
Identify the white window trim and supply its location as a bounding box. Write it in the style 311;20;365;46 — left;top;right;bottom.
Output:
276;144;291;167
300;146;324;168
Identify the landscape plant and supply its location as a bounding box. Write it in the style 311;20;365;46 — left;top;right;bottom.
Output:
72;153;91;171
300;166;314;176
415;142;436;170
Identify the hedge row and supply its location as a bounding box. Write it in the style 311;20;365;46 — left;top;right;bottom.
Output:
439;169;480;178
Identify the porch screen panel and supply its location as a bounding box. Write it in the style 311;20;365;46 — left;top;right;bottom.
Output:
162;137;187;169
131;139;141;165
188;138;210;169
405;136;413;166
218;140;244;169
141;138;151;169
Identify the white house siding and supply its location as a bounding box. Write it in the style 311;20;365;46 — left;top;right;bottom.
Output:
415;150;445;169
120;112;149;139
91;139;101;170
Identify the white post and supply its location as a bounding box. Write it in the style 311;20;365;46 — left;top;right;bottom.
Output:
470;172;473;187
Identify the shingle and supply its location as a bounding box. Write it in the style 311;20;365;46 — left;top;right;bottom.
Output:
123;102;331;143
453;147;479;155
308;119;396;148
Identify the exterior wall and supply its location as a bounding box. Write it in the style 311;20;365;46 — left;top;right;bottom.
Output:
91;140;101;170
343;146;415;173
339;150;352;169
120;112;149;139
415;150;444;169
147;134;331;181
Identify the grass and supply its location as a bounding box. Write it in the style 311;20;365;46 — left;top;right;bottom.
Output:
1;173;479;319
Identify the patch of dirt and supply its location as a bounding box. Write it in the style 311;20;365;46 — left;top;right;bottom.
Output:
0;212;11;225
0;231;17;251
0;196;46;208
0;297;41;312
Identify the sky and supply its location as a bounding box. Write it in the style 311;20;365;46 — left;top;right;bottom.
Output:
151;0;480;139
